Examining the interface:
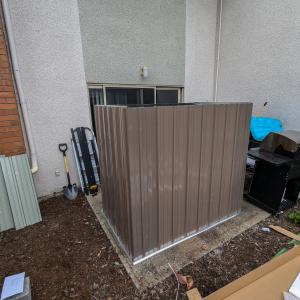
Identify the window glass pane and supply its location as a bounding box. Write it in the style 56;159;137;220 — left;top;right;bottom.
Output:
89;88;104;134
106;88;141;105
142;88;155;105
156;90;178;104
89;88;104;105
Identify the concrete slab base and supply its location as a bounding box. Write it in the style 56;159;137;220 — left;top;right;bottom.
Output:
87;193;269;290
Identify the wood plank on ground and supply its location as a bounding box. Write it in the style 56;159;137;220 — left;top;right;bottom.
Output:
187;288;203;300
269;225;300;242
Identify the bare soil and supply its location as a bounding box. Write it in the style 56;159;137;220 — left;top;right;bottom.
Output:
0;194;299;299
0;194;136;299
141;203;300;299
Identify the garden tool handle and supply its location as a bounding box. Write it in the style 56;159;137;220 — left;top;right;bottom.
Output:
59;143;68;155
59;143;71;186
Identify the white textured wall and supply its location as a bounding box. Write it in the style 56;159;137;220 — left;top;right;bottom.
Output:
217;0;300;129
78;0;186;86
185;0;218;102
9;0;91;197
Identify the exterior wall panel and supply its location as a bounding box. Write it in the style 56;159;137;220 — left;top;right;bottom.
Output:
173;106;189;241
157;106;173;245
216;0;300;130
198;105;214;228
8;0;91;197
186;105;202;233
0;12;25;156
95;102;252;262
78;0;185;85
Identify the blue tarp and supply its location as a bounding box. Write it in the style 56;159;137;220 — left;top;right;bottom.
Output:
250;116;283;142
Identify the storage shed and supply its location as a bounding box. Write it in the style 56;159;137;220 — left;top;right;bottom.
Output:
95;102;252;263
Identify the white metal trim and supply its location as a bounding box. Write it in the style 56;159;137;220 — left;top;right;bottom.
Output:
88;85;104;89
87;82;184;88
97;208;240;265
156;87;180;90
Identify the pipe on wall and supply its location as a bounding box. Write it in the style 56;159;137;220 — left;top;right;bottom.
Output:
2;0;38;173
213;0;223;102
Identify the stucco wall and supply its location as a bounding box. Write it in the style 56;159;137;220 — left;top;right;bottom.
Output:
216;0;300;129
184;0;218;102
8;0;91;197
78;0;186;86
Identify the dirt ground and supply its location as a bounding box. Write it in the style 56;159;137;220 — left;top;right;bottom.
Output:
0;194;136;299
0;194;299;300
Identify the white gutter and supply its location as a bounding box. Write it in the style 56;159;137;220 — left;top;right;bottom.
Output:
2;0;38;173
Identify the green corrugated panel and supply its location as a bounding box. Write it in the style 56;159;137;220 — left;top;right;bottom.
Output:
10;155;42;226
0;157;14;232
0;154;42;230
0;156;27;229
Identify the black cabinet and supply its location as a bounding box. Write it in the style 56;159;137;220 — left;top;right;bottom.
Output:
246;149;298;213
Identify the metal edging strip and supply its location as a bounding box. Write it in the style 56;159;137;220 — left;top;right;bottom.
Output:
132;211;240;265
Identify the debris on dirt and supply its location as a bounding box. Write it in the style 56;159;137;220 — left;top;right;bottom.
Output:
139;201;300;299
0;194;137;299
1;195;300;299
261;227;271;232
168;264;194;290
168;263;194;300
269;225;300;242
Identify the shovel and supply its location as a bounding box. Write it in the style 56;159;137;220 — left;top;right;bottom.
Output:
59;143;78;200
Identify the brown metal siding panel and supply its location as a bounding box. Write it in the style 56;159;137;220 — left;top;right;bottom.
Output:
172;106;189;241
233;104;248;212
104;107;116;229
96;106;109;217
209;104;226;224
229;103;252;213
112;108;124;242
219;104;239;217
198;105;214;228
236;104;252;210
96;106;132;254
109;107;118;231
102;107;112;222
95;103;252;262
157;106;174;246
138;107;158;255
100;107;109;216
186;105;202;234
126;108;143;259
119;107;133;255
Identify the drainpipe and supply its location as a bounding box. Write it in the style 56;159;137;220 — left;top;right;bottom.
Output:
213;0;223;102
2;0;38;173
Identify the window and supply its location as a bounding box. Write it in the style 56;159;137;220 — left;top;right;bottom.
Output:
104;87;160;105
88;85;183;132
89;88;104;105
156;88;180;104
89;88;104;132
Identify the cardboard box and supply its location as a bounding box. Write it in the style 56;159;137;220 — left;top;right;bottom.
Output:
204;246;300;300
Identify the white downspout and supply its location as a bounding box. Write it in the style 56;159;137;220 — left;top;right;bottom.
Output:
214;0;223;102
2;0;38;173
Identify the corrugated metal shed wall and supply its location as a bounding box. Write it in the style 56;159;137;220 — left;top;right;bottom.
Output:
0;157;14;231
95;103;252;262
0;154;41;232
